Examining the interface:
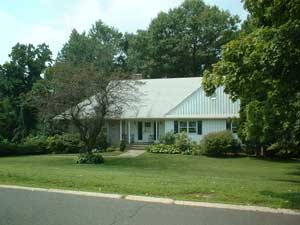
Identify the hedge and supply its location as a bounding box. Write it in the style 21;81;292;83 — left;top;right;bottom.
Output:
0;142;49;157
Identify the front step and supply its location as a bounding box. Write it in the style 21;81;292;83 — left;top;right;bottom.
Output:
127;144;150;150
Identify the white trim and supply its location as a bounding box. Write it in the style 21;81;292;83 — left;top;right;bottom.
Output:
155;120;158;143
128;121;131;144
119;120;122;141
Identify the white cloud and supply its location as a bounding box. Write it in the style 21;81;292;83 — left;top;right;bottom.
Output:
20;24;67;56
97;0;183;32
63;0;102;33
0;10;21;63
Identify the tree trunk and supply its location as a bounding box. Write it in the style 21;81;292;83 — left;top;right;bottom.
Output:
260;146;264;157
255;145;260;157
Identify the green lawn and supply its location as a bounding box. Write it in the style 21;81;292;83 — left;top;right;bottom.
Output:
0;153;299;209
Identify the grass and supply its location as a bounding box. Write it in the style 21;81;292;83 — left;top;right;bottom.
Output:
0;153;299;209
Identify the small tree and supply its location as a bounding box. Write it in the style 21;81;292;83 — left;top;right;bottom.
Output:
34;63;140;153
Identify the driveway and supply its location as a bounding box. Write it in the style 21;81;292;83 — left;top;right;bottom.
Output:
0;187;299;225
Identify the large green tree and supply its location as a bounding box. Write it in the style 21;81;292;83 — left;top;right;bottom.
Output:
126;0;239;78
57;20;125;73
203;0;300;155
0;43;52;141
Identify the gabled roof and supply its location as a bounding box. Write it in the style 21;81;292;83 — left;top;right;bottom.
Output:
122;77;201;119
121;77;239;119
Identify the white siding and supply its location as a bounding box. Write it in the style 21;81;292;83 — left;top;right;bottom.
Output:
164;120;174;133
163;119;227;143
202;120;226;135
166;86;240;118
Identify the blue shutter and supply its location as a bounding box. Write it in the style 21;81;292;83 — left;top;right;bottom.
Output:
174;121;178;134
197;121;202;135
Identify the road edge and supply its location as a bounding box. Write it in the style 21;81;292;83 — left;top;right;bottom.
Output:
0;184;299;215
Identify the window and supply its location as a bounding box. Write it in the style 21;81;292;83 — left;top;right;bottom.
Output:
197;121;202;135
174;121;178;134
188;121;197;133
179;121;187;132
145;122;151;128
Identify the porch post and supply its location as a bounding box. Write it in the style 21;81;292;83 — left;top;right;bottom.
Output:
156;120;158;143
120;120;122;141
128;120;131;144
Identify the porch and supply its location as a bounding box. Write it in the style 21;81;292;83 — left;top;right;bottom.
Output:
108;119;165;145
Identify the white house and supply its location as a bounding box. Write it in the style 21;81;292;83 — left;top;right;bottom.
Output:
106;77;240;145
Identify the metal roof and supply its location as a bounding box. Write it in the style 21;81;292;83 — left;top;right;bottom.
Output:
121;77;239;119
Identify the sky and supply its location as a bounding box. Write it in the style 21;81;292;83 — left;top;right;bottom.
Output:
0;0;248;64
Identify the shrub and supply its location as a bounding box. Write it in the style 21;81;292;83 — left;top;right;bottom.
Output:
96;132;109;151
22;134;49;152
191;143;203;156
175;132;191;153
146;144;180;154
0;142;48;157
201;131;240;156
119;140;126;151
159;132;176;145
47;134;84;154
77;153;104;164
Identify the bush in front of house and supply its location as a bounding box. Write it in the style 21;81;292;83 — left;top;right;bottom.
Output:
146;144;181;154
201;131;240;156
147;132;193;155
191;142;203;156
46;133;84;154
159;132;176;145
119;139;126;151
77;153;104;164
175;132;191;154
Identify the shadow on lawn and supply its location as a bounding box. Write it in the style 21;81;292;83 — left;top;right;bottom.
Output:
251;156;300;164
260;191;300;209
286;166;300;176
271;178;300;184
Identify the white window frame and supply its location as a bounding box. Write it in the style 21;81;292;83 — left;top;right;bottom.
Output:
188;121;197;133
178;120;198;134
179;121;187;133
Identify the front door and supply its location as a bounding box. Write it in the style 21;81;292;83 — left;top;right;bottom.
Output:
153;122;157;141
138;122;143;141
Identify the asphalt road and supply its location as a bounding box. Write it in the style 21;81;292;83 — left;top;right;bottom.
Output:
0;187;299;225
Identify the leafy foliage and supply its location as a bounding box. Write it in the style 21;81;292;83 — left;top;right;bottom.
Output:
77;153;104;164
0;142;49;157
201;131;240;156
146;144;181;154
175;132;191;153
159;132;176;145
46;134;84;154
203;0;300;155
119;139;126;152
57;21;125;73
126;0;239;78
0;43;52;141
